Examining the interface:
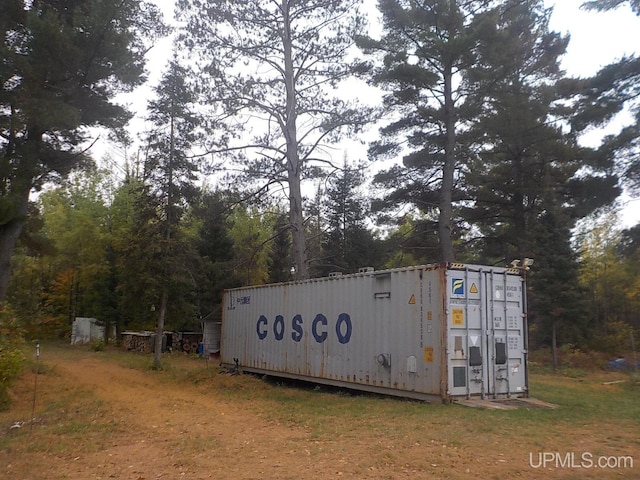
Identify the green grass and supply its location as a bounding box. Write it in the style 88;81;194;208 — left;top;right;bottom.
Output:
3;343;638;480
0;383;123;455
174;363;640;455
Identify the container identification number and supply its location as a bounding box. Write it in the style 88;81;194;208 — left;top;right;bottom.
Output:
256;313;352;344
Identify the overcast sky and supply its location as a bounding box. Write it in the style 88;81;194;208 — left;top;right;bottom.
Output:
109;0;640;226
546;0;640;226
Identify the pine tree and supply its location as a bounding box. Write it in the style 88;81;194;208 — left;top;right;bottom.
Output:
359;0;500;262
0;0;167;300
113;177;163;332
571;1;640;193
177;0;371;280
527;208;590;367
227;206;274;286
463;0;619;265
268;212;293;283
321;162;379;275
192;190;240;318
142;55;201;367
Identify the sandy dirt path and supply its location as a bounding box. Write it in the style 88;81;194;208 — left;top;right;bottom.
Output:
2;347;638;479
4;349;440;480
8;352;339;480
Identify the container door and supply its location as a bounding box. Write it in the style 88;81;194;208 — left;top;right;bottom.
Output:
447;269;486;398
447;268;527;398
484;271;527;397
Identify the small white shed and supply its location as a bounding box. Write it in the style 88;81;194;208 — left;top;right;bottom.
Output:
71;317;114;345
202;320;221;357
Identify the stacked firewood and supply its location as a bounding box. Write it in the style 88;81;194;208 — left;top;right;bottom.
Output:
121;332;153;353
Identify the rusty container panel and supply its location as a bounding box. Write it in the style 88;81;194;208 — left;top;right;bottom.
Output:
221;263;527;402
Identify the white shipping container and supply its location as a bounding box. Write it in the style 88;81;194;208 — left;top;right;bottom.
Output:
221;263;529;402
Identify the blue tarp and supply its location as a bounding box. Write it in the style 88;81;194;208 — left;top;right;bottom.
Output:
607;357;640;370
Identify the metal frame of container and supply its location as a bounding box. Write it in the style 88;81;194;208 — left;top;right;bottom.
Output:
221;262;529;402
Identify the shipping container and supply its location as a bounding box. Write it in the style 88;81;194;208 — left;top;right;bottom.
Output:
221;263;528;402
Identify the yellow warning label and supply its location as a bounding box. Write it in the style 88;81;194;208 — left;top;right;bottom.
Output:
409;294;416;304
452;308;464;326
427;311;433;321
470;283;478;294
424;346;434;363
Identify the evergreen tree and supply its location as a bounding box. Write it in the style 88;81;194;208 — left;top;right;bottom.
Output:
463;0;619;265
227;206;274;286
320;162;379;275
268;212;293;283
527;208;589;367
192;190;240;319
571;1;640;193
306;183;327;278
113;175;200;336
177;0;371;280
583;0;640;12
359;0;501;262
457;1;621;357
0;0;167;300
113;177;162;332
379;214;441;268
143;55;201;366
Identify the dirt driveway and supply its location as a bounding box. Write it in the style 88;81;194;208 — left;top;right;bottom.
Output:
1;346;638;479
3;349;335;479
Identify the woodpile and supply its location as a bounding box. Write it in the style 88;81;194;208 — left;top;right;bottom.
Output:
121;331;154;353
121;331;201;354
178;332;202;353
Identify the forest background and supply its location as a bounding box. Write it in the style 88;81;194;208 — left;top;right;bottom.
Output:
1;0;640;389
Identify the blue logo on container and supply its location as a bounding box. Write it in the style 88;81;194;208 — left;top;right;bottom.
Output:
452;278;464;295
256;313;352;344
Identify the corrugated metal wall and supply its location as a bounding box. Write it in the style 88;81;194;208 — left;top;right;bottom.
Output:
221;264;527;402
202;321;221;356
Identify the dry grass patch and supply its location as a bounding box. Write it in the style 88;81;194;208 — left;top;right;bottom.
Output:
1;343;638;479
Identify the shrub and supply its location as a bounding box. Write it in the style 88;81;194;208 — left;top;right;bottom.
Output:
589;321;636;355
0;303;26;410
529;346;610;371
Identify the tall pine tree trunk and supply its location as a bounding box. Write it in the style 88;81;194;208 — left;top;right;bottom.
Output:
288;172;308;280
283;0;309;280
153;288;168;368
439;59;456;263
0;176;31;301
